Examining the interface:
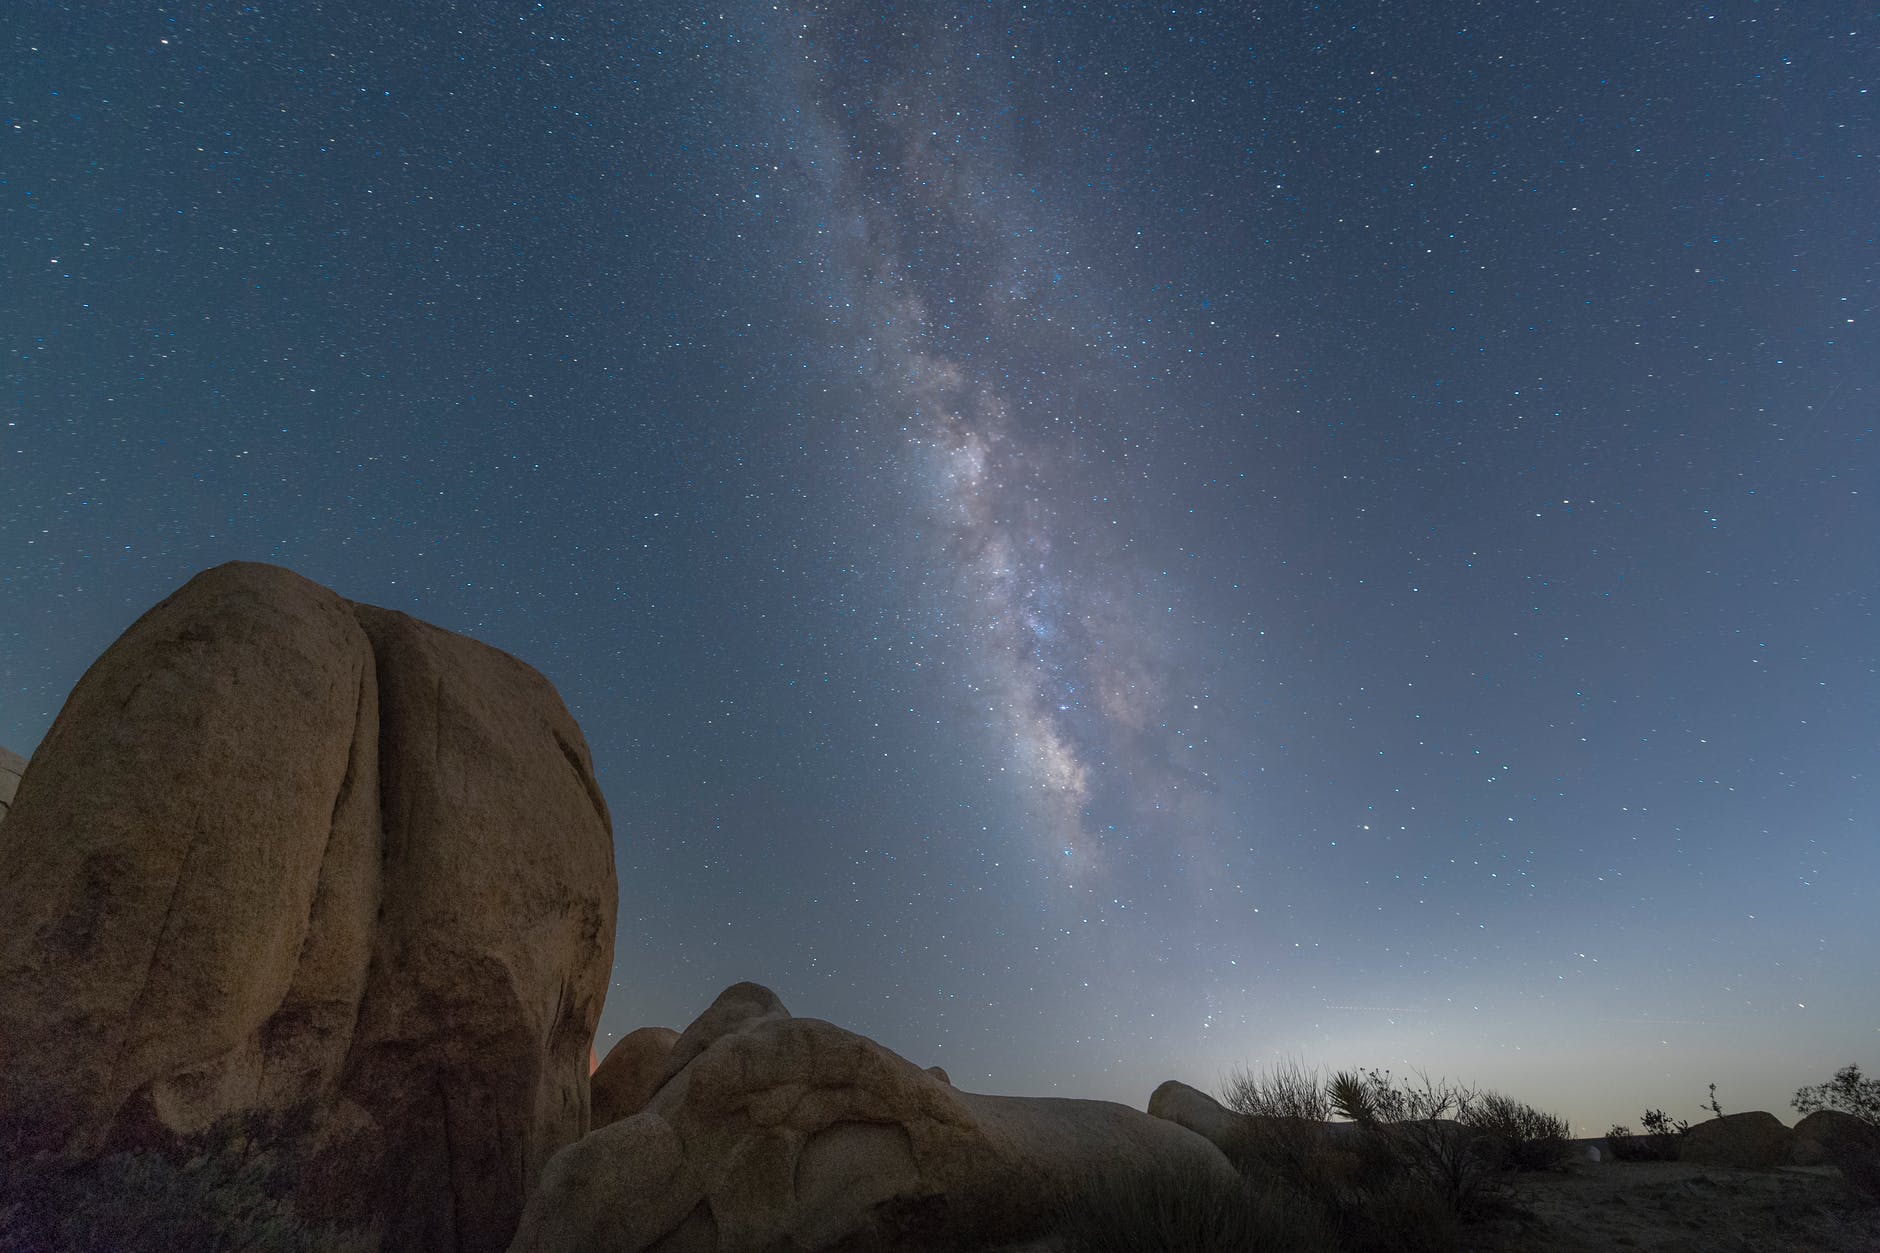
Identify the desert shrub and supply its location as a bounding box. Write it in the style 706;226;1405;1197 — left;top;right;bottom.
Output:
1792;1063;1880;1126
1054;1159;1339;1253
1223;1058;1333;1122
1463;1091;1571;1172
1329;1069;1500;1217
1217;1062;1343;1203
0;1111;373;1253
1215;1063;1501;1250
1605;1108;1689;1162
1219;1110;1347;1201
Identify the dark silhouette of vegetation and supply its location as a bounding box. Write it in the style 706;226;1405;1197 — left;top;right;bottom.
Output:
1206;1063;1560;1251
1222;1058;1338;1124
1054;1162;1340;1253
1793;1064;1880;1126
1605;1108;1691;1162
1462;1091;1573;1172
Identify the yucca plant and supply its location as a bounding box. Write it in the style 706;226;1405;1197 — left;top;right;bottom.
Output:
1327;1070;1376;1125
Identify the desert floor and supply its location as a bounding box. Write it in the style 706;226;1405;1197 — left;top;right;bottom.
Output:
1471;1157;1880;1252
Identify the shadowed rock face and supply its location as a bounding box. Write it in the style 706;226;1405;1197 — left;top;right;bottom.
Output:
1794;1110;1877;1161
511;982;1238;1253
0;562;618;1253
1679;1111;1793;1170
1792;1110;1880;1197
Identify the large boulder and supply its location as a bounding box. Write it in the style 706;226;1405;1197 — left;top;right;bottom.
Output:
1148;1079;1247;1155
0;562;617;1253
0;745;24;821
1793;1109;1876;1164
591;1026;681;1129
1793;1110;1880;1197
1679;1111;1793;1169
510;983;1237;1253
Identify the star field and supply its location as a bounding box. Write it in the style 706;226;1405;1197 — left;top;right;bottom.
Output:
3;2;1875;1133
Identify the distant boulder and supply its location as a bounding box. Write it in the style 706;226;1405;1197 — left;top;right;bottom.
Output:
510;983;1237;1253
0;562;617;1253
1793;1110;1880;1197
1793;1109;1873;1164
1148;1079;1247;1155
0;744;24;820
591;1026;681;1129
1679;1111;1793;1169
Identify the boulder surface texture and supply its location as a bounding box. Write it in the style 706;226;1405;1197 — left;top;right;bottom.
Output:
0;562;618;1253
1678;1111;1794;1169
510;982;1238;1253
1147;1079;1247;1156
1792;1110;1880;1198
0;745;25;821
591;1026;681;1129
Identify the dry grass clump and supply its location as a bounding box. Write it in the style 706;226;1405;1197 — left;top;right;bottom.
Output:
1214;1064;1514;1251
1464;1091;1573;1172
1053;1060;1479;1252
0;1109;373;1253
1054;1161;1339;1253
1223;1058;1333;1122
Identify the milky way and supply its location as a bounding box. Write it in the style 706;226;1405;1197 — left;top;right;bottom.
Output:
794;5;1218;884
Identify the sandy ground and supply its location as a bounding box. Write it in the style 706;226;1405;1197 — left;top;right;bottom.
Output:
1470;1158;1880;1252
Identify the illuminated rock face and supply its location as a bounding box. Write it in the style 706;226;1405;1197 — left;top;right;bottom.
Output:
1147;1079;1246;1155
512;982;1239;1253
0;746;23;821
0;562;618;1253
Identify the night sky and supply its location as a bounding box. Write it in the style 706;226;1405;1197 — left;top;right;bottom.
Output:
4;3;1875;1136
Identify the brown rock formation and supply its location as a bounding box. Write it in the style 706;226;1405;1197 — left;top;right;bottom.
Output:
1679;1111;1793;1169
1793;1110;1880;1198
591;1026;681;1129
0;562;617;1253
1148;1079;1247;1155
1793;1109;1873;1162
0;745;25;821
509;982;1237;1253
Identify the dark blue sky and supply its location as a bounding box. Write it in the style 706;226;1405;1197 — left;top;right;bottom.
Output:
4;1;1875;1133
